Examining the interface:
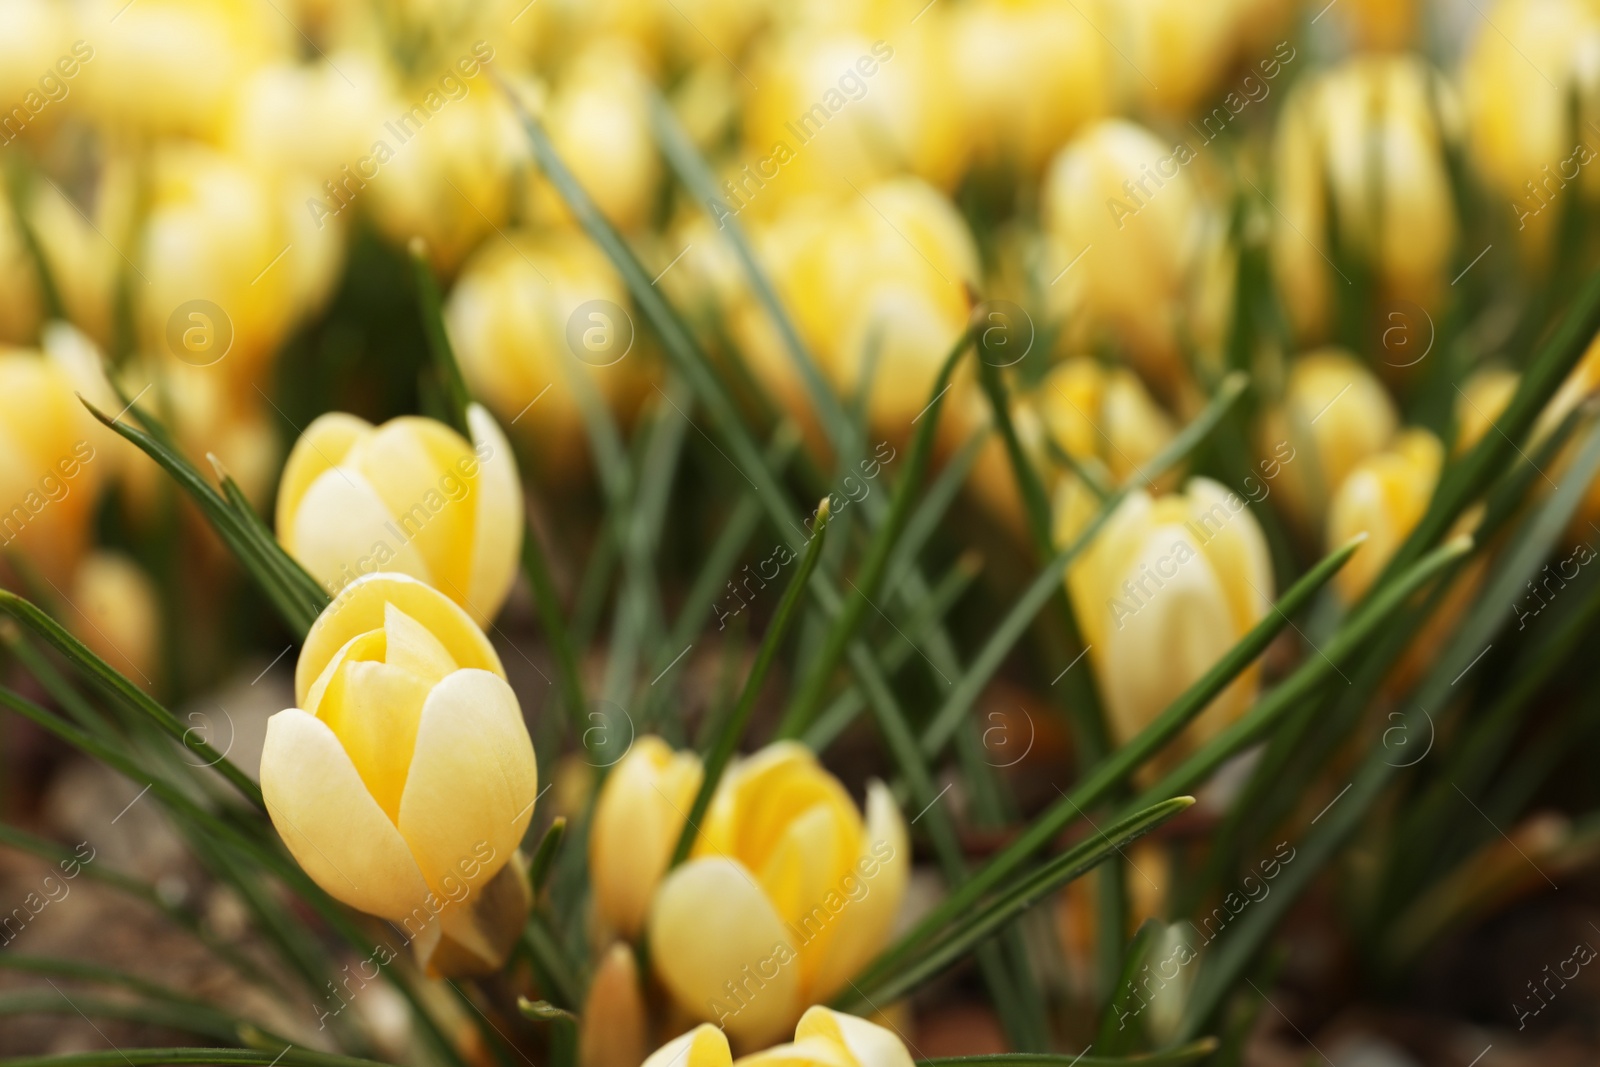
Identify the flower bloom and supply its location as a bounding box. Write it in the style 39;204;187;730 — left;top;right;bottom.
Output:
645;1007;913;1067
260;574;537;975
644;743;908;1045
276;404;522;627
1271;55;1459;341
1057;477;1273;763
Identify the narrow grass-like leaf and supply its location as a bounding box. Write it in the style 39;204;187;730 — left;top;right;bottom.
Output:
778;334;970;738
918;373;1247;758
805;552;981;752
670;499;832;867
529;817;567;894
1096;920;1162;1052
0;591;263;809
840;797;1194;1009
523;914;582;1008
0;992;244;1043
856;534;1359;992
82;399;324;635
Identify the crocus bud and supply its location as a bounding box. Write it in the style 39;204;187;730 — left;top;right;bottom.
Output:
260;574;537;976
1271;55;1460;341
446;229;649;484
523;39;660;233
138;143;343;383
769;177;980;448
1463;0;1600;262
648;743;908;1045
948;0;1110;174
1256;348;1398;534
589;736;703;940
1326;429;1444;600
77;0;286;140
1042;119;1219;389
645;1007;913;1067
0;348;104;583
275;404;522;627
581;944;649;1067
69;551;161;686
1058;477;1273;763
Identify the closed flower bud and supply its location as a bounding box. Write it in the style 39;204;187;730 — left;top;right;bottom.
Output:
648;743;908;1045
1326;429;1444;600
77;0;287;140
767;178;980;449
1043;119;1219;389
1463;0;1600;262
261;573;538;976
581;944;649;1067
276;404;523;627
589;736;703;940
1256;348;1398;533
948;0;1111;174
522;39;660;233
644;1007;912;1067
139;144;343;383
366;68;529;274
1058;477;1273;763
1108;1;1253;117
445;230;650;484
1271;56;1460;341
0;347;105;583
68;551;160;686
742;30;965;200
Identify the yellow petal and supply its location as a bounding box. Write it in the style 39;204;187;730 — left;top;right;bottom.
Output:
346;416;477;604
795;1007;915;1067
756;802;846;993
383;600;459;684
733;1037;858;1067
318;658;434;822
650;857;801;1046
589;736;703;939
643;1025;732;1067
807;781;909;1003
396;669;537;898
301;628;384;718
276;411;371;520
298;573;504;707
285;465;434;595
465;403;523;627
260;707;432;921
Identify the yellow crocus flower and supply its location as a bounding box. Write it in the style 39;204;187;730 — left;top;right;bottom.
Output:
260;573;538;976
1057;477;1273;762
644;1007;912;1067
275;404;523;627
1326;429;1445;601
647;743;908;1045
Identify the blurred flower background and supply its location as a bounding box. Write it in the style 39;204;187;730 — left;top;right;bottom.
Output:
3;0;1600;1064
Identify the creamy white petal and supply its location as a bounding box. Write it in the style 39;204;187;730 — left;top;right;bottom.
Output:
395;669;536;897
286;466;433;598
650;858;801;1046
260;708;432;921
643;1025;731;1067
795;1007;915;1067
